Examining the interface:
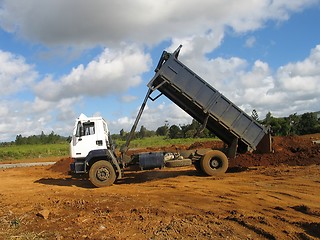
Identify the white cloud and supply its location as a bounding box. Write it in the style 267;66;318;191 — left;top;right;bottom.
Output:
268;44;320;115
0;51;56;141
0;97;79;141
109;116;134;134
109;102;192;134
169;28;225;59
140;103;191;130
0;44;152;141
161;44;320;120
120;95;138;103
34;45;152;101
1;0;317;50
0;50;37;96
274;45;320;94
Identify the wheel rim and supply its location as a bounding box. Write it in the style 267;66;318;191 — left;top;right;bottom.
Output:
210;158;221;169
96;167;110;181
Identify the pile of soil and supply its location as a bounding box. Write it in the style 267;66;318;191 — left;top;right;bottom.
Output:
188;140;225;150
49;157;73;174
50;134;320;174
230;134;320;168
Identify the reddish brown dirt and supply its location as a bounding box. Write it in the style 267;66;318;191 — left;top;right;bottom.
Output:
0;134;319;239
231;134;320;168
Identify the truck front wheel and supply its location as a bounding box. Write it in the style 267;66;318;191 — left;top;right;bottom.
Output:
89;160;116;187
200;150;228;176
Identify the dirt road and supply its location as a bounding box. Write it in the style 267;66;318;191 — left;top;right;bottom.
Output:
0;162;55;169
0;134;319;239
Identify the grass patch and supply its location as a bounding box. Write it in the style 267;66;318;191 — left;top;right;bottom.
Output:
0;143;69;162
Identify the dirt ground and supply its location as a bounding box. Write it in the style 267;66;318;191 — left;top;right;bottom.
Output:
0;134;320;239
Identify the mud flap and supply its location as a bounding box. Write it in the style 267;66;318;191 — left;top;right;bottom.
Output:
227;137;238;159
256;133;273;153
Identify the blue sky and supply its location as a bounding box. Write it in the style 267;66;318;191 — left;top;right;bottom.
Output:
1;0;320;142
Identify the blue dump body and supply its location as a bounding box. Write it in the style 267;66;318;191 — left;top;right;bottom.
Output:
147;46;271;154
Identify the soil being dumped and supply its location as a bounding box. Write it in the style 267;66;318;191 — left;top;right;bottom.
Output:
232;134;320;168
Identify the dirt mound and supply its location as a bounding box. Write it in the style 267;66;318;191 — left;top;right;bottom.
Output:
49;157;73;174
231;134;320;168
188;140;224;150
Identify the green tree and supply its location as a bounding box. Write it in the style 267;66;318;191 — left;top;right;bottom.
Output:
14;132;67;145
287;113;300;135
40;131;46;143
120;129;125;136
156;125;169;136
119;129;127;141
138;125;147;139
297;112;319;135
261;112;290;136
263;112;273;126
169;125;181;139
15;134;23;145
180;120;200;138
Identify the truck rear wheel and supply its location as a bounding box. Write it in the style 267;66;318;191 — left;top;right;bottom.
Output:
89;160;116;187
200;150;228;176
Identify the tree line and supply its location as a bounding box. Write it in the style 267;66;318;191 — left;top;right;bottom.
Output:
14;131;67;145
252;111;320;136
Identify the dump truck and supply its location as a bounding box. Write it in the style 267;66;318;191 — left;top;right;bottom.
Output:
69;46;272;187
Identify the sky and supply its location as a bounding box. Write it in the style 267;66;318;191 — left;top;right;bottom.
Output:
1;0;320;142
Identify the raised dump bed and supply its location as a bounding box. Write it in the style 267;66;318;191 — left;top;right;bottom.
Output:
147;46;271;157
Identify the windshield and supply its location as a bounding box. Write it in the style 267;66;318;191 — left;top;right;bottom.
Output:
75;121;95;137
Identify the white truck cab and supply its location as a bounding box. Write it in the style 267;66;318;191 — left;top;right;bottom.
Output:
70;114;111;159
69;114;122;187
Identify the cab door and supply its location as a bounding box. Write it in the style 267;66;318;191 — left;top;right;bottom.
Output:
71;121;97;158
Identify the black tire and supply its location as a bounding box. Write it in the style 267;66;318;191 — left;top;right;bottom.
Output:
165;159;192;168
200;150;228;176
89;160;116;187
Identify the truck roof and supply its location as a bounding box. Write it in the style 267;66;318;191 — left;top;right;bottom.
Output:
77;113;107;123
